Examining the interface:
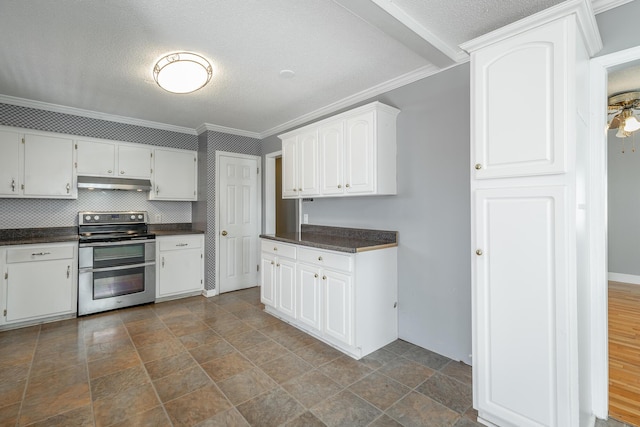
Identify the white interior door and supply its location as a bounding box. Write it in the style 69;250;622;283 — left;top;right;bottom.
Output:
218;154;259;293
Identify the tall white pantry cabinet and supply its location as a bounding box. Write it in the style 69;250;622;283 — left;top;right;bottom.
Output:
461;1;602;427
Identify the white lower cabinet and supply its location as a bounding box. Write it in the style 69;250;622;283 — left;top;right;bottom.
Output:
2;243;77;327
156;235;204;301
260;239;397;359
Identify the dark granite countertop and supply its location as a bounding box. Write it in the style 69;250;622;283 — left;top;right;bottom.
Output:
149;223;205;236
0;227;79;246
260;224;397;253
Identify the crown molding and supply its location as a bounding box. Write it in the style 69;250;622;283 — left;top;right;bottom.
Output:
260;62;459;139
0;94;198;135
461;0;603;57
592;0;634;14
195;123;261;139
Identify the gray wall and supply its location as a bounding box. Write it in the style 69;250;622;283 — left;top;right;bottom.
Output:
596;1;640;57
262;63;472;363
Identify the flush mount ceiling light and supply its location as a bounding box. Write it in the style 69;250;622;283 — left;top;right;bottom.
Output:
153;52;212;94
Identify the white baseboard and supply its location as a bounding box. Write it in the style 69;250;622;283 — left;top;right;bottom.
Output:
202;289;218;298
608;272;640;285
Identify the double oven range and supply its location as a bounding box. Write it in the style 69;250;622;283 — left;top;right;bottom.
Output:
78;211;156;316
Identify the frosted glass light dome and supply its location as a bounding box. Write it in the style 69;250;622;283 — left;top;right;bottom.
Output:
153;52;212;94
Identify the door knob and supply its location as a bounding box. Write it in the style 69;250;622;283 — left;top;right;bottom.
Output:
221;230;228;236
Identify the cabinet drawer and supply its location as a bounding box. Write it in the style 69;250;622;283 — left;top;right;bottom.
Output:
158;235;203;251
7;245;74;263
298;247;352;272
261;240;296;259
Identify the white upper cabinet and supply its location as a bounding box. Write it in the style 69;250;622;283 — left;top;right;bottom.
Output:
280;101;399;199
23;133;75;198
0;130;21;197
150;147;197;201
470;20;568;180
76;140;116;176
117;145;151;178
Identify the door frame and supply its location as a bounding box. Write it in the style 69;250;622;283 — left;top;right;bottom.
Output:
589;45;640;418
264;150;281;235
215;151;262;294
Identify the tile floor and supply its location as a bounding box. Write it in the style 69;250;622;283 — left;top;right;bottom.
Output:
0;287;627;427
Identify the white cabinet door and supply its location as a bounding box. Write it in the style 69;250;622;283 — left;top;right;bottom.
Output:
282;136;298;198
297;263;321;331
261;253;277;308
76;140;116;176
471;19;567;179
0;130;20;196
319;120;345;196
158;248;203;298
323;269;352;346
151;148;197;200
23;134;75;198
298;130;320;196
276;258;296;318
118;145;151;178
474;186;569;427
345;111;375;194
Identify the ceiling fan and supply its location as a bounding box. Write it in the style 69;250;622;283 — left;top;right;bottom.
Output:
608;91;640;138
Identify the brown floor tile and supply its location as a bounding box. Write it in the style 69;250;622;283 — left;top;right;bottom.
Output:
240;339;289;366
318;356;373;387
378;357;435;388
88;347;141;379
220;300;256;314
225;329;269;352
85;338;133;362
369;414;404;427
311;390;381;427
0;325;39;346
293;340;343;368
202;311;240;326
403;346;452;370
163;315;211;337
25;363;88;398
286;411;327;427
93;382;159;426
144;351;196;380
382;339;421;355
189;340;236;364
179;329;222;349
359;348;397;370
236;387;304;427
153;305;193;320
118;305;158;324
282;370;342;408
201;352;254;382
35;334;84;355
416;373;473;414
130;328;174;348
272;330;319;351
240;311;281;329
137;338;184;363
30;348;86;377
154;365;212;402
124;317;165;336
0;342;35;369
454;417;484;427
349;372;410;410
195;408;251;426
0;363;30;384
258;321;299;339
25;404;94;427
260;353;313;384
0;378;26;407
108;405;172;427
441;361;473;386
90;365;150;401
0;402;20;426
210;319;253;338
217;368;277;405
386;391;460;427
164;384;232;427
83;324;129;347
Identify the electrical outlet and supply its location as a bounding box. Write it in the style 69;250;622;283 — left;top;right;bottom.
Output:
303;214;309;224
155;214;162;223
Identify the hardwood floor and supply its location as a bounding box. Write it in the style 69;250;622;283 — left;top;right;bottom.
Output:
609;281;640;427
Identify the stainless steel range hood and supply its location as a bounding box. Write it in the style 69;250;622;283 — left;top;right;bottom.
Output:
77;176;152;191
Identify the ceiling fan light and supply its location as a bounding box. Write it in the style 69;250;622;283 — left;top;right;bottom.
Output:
153;52;212;94
616;125;630;138
624;115;640;132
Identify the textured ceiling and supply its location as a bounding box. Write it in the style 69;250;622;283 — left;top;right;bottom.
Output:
0;0;629;137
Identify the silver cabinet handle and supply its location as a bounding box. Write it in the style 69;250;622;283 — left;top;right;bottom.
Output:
322;275;327;280
298;188;302;191
271;261;275;265
11;178;15;192
475;164;482;170
156;186;159;195
107;169;113;174
32;252;51;256
276;263;280;267
337;184;342;189
120;171;125;175
476;249;483;256
66;183;70;194
345;184;350;188
273;247;277;251
176;243;188;247
318;256;323;261
221;231;228;236
66;265;70;278
162;257;165;267
314;273;318;278
293;188;298;192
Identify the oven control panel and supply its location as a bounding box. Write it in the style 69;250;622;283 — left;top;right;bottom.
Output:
79;211;148;225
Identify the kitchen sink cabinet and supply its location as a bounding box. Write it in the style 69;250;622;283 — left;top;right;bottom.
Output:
149;147;197;201
281;101;399;199
260;239;397;359
76;139;151;179
156;235;204;301
1;243;77;327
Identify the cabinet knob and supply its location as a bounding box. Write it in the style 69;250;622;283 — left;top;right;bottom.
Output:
221;230;228;236
345;184;350;188
314;273;318;278
298;188;302;191
277;263;280;267
273;247;277;251
120;171;125;174
66;265;70;278
10;178;15;192
156;186;160;195
318;256;323;261
476;249;483;256
337;184;342;189
474;163;482;170
322;275;327;280
162;256;165;267
107;169;112;174
271;261;275;265
293;188;298;192
66;183;70;194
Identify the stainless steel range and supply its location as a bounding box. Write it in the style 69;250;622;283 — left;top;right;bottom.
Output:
78;211;155;316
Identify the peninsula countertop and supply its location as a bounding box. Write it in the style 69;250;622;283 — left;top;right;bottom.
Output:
260;225;397;253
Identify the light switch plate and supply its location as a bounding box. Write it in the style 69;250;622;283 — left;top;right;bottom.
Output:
303;214;309;224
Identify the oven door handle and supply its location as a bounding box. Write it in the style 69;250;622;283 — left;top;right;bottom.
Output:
79;239;155;248
79;261;156;273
